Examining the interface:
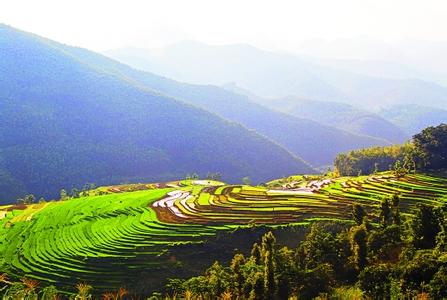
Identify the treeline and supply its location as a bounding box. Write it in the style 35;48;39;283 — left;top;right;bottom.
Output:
0;279;128;300
335;123;447;176
163;196;447;299
13;183;97;206
1;198;446;299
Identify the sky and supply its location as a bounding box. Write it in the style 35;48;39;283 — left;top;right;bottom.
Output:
1;0;447;52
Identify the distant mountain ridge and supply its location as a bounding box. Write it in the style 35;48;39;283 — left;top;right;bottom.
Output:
380;105;447;135
0;24;314;202
63;39;390;167
105;41;447;111
221;83;408;144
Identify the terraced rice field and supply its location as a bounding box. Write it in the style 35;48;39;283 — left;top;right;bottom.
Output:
0;173;446;291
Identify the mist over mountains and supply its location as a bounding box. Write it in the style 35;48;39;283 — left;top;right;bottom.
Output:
106;40;447;137
105;41;447;112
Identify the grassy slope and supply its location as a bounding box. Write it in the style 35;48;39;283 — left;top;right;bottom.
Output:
0;173;446;293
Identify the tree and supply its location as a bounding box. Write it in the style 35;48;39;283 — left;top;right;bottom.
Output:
60;189;68;201
352;204;366;225
230;254;246;298
334;144;408;176
358;265;391;298
411;204;441;249
300;263;334;299
393;160;407;177
248;272;264;300
251;243;262;265
373;162;379;174
3;282;26;300
400;253;439;294
367;225;400;262
435;205;447;252
403;148;417;173
206;172;222;181
182;276;208;298
263;250;276;299
379;197;392;227
350;225;368;270
276;247;296;300
17;194;36;205
166;278;185;295
242;176;251;186
413;123;447;170
261;231;276;258
390;194;401;227
74;282;92;300
429;265;447;299
71;188;80;198
24;194;36;204
296;223;337;270
206;261;230;298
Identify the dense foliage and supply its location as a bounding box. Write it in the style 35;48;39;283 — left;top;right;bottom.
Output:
335;123;447;176
164;201;447;299
413;124;447;170
334;144;412;176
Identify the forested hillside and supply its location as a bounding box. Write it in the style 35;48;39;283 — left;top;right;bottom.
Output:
46;35;389;168
248;96;408;144
335;124;447;176
0;25;313;203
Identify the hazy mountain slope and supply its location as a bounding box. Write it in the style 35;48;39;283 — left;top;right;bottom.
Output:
104;42;349;101
105;42;447;110
222;84;408;144
56;40;390;167
308;65;447;110
266;97;408;143
0;25;314;203
380;105;447;135
308;57;447;87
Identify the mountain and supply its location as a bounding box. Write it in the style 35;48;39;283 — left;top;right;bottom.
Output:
104;43;349;101
308;65;447;110
306;57;447;87
253;96;409;144
105;41;447;111
221;83;408;144
380;105;447;135
59;40;390;168
0;25;314;203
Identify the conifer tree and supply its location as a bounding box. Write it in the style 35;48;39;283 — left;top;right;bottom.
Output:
352;204;366;225
379;197;392;227
251;243;262;265
230;254;245;298
350;225;368;270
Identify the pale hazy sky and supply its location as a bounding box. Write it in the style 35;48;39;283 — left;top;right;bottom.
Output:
1;0;447;52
